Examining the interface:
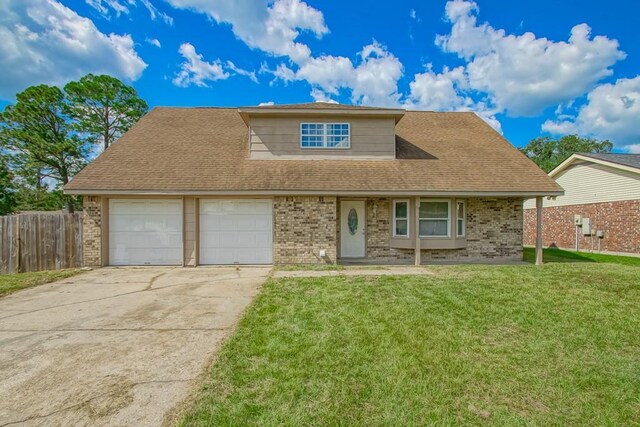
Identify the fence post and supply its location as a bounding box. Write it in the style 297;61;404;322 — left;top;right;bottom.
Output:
15;214;21;273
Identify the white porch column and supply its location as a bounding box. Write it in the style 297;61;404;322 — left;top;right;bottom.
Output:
414;197;421;266
535;196;544;265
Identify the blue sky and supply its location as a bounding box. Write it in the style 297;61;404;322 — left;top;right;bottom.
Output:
1;0;639;151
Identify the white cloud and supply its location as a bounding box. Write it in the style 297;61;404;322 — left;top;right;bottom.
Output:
165;0;328;64
139;0;174;25
85;0;130;17
542;76;640;151
145;37;161;47
404;64;501;132
173;43;258;87
272;63;296;82
86;0;173;24
258;101;274;106
225;60;258;83
409;9;417;20
0;0;147;100
436;0;625;116
275;41;403;107
173;43;229;87
406;65;470;111
310;87;337;103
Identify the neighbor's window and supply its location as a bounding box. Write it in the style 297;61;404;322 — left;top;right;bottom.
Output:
419;200;450;237
300;123;350;148
456;201;465;237
393;200;409;237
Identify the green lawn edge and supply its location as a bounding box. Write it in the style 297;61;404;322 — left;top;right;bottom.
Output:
0;269;83;297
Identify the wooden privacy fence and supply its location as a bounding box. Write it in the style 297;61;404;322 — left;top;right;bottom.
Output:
0;212;83;274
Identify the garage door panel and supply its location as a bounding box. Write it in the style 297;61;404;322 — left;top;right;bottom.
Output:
199;199;273;264
110;248;183;266
110;215;182;233
109;231;182;248
109;199;183;266
110;200;182;215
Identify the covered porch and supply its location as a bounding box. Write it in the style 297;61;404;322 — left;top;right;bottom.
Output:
334;196;545;265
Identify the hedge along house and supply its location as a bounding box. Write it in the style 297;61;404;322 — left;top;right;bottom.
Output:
65;103;562;267
524;153;640;255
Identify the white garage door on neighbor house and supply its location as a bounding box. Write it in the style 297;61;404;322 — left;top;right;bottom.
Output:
199;199;273;265
109;199;183;266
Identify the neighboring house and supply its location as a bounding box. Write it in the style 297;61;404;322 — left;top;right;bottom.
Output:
524;153;640;255
65;103;561;266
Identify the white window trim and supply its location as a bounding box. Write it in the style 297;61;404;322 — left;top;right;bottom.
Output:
300;122;351;149
392;199;410;238
419;199;451;238
456;200;466;237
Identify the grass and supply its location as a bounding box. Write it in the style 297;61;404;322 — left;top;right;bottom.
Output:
0;269;82;297
524;246;640;265
181;263;640;426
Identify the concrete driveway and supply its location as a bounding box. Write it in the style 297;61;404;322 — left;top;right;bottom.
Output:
0;267;270;426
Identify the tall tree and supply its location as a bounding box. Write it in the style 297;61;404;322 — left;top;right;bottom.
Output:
64;74;148;151
520;135;613;172
0;153;17;215
0;85;87;212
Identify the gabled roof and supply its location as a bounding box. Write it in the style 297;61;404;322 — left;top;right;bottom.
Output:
65;105;562;196
549;153;640;177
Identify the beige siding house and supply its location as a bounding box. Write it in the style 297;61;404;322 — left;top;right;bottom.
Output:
524;153;640;255
66;103;562;266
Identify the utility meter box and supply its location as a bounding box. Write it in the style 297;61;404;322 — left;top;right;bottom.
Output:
596;230;605;238
574;215;583;226
582;218;592;235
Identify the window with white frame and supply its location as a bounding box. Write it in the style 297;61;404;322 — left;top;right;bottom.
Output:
300;123;350;148
393;200;409;237
419;200;450;237
456;201;465;237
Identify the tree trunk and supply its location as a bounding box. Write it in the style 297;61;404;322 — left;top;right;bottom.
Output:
61;174;74;214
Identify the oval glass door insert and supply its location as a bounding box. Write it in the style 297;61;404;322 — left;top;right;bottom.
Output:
348;208;358;235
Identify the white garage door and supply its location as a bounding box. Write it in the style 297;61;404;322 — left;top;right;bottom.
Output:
109;199;183;266
199;199;273;264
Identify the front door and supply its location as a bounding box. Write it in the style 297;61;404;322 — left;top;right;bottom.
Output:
340;200;365;258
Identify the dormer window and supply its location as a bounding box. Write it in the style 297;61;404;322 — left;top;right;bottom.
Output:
301;123;350;149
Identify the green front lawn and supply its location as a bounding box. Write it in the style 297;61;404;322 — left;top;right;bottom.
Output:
182;263;640;426
0;269;82;297
524;246;640;265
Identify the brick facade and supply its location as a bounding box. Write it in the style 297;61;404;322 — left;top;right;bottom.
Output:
363;197;523;263
80;195;524;266
83;196;103;267
365;198;413;262
273;196;338;264
524;200;640;254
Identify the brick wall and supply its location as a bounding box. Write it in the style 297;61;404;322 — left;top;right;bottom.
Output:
366;198;413;262
364;197;523;263
83;196;103;267
524;200;640;254
465;198;523;260
273;196;338;264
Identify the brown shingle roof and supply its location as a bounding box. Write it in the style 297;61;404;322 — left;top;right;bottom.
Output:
65;107;562;195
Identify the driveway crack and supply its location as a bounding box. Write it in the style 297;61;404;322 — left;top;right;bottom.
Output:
145;272;167;291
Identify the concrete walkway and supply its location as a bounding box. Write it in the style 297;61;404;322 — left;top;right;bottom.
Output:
0;267;270;427
273;266;433;278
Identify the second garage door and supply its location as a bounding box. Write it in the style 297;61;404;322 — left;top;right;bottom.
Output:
199;199;273;264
